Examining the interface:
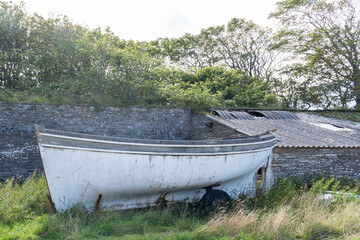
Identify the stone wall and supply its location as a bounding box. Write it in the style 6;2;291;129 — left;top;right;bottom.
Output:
0;103;193;180
190;114;246;140
0;102;240;180
273;147;360;180
2;102;360;182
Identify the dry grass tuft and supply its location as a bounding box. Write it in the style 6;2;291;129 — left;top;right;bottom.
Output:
204;189;360;239
205;204;258;235
257;205;294;239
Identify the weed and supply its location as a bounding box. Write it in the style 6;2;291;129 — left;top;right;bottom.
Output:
2;174;360;239
204;177;360;239
0;172;48;224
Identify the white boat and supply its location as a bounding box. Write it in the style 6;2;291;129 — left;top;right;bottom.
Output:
34;124;275;212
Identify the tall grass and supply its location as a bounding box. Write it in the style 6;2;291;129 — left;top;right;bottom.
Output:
39;205;206;239
0;172;48;224
0;172;49;239
1;174;360;239
0;174;205;239
204;177;360;239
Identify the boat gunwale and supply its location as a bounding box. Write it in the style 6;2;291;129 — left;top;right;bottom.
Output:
35;124;275;146
40;143;275;156
39;132;275;148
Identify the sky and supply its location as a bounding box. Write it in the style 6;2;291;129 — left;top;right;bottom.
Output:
10;0;280;41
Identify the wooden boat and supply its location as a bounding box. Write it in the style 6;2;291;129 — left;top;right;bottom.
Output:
34;124;275;212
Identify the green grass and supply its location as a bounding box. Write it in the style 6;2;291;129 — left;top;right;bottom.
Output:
2;174;360;239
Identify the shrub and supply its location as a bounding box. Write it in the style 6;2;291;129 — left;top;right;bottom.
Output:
0;172;48;224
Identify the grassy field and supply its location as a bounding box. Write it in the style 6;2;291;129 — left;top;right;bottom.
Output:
1;174;360;240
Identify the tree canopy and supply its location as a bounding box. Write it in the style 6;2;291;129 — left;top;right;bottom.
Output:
270;0;360;109
0;0;359;110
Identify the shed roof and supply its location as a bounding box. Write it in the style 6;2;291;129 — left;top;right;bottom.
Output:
208;110;360;148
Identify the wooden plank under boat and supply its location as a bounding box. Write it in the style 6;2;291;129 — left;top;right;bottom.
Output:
34;124;275;211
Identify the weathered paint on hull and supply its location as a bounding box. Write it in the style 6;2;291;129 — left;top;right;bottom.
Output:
35;125;275;211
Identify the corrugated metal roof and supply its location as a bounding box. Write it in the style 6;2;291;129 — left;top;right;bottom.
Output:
230;111;255;120
213;110;255;120
213;110;234;119
208;110;360;148
213;110;254;120
247;110;300;120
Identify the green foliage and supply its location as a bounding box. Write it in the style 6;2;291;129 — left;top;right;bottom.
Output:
0;1;29;89
27;200;205;239
2;0;359;111
161;67;277;110
0;1;277;110
155;18;277;80
165;82;223;112
249;177;300;210
2;174;360;239
204;177;360;240
0;172;48;224
271;0;360;109
0;173;49;240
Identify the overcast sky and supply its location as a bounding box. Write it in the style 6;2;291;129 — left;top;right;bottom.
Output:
10;0;279;41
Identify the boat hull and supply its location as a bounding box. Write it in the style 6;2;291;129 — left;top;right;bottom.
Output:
35;125;275;211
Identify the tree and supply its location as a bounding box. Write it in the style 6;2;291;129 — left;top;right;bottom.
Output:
218;18;277;80
155;33;220;69
0;2;29;89
154;18;277;81
270;0;360;109
27;14;88;86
